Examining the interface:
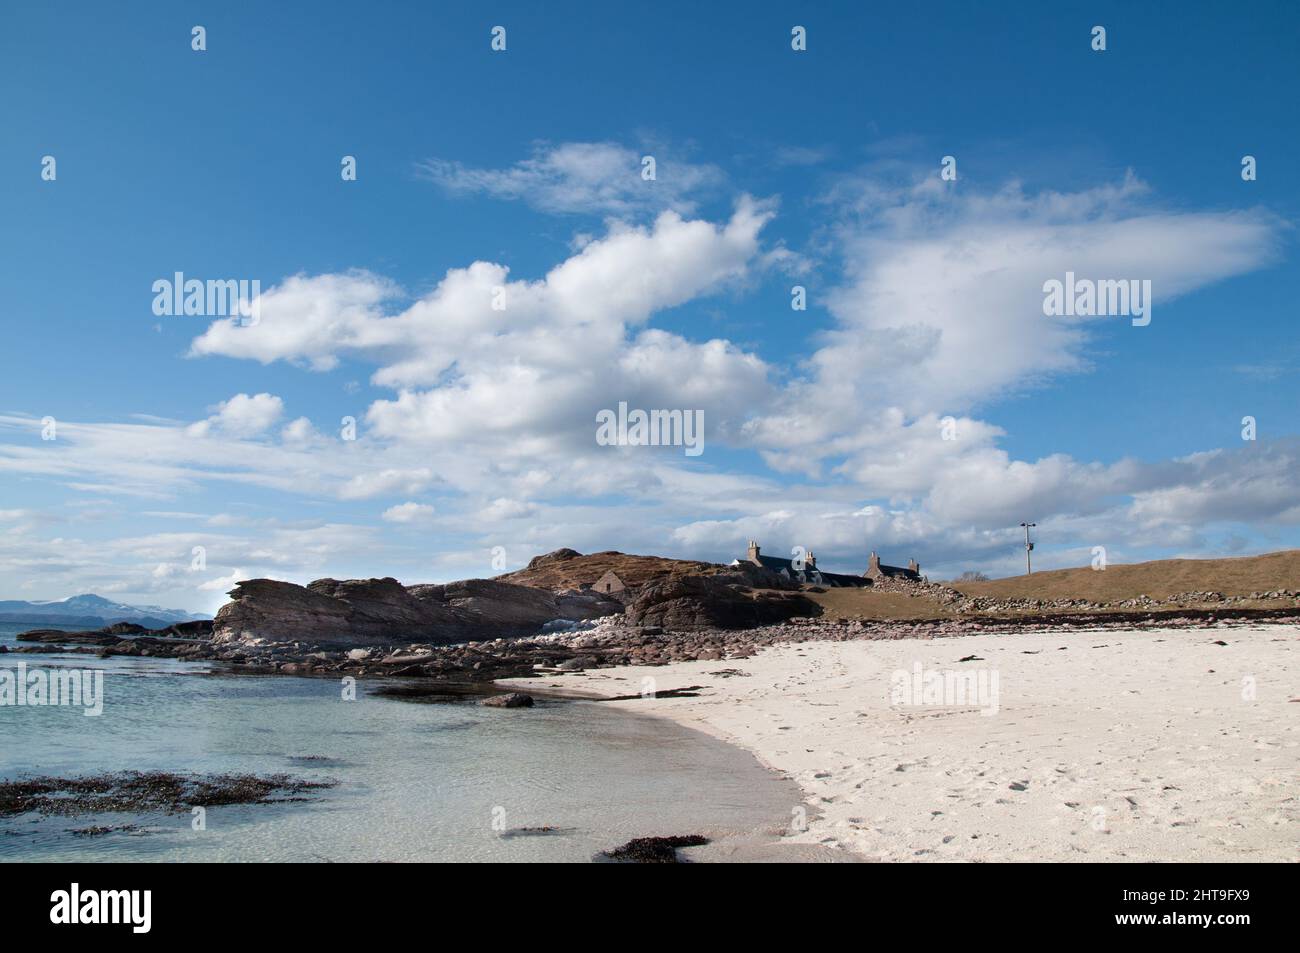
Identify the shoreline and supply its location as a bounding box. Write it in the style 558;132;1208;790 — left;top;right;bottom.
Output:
504;622;1300;862
10;604;1300;685
0;636;819;863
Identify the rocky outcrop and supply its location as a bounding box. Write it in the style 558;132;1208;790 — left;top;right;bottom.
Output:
412;578;616;632
212;576;621;646
496;548;721;591
18;620;213;645
209;554;821;646
624;571;820;630
213;579;388;644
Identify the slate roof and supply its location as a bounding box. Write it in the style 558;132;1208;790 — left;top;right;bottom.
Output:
736;554;868;588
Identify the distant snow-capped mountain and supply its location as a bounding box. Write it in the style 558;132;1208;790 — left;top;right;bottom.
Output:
0;594;208;626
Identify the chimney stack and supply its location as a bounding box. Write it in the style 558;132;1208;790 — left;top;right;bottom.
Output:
908;558;920;574
806;550;816;569
747;539;761;562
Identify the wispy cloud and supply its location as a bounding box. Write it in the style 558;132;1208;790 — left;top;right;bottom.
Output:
416;141;724;216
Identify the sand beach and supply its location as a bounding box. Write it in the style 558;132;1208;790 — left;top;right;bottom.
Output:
509;624;1299;861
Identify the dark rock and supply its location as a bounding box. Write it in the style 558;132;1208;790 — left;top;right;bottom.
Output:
162;619;214;638
18;625;140;645
480;692;534;709
556;655;599;671
17;620;213;646
523;548;582;569
624;573;819;630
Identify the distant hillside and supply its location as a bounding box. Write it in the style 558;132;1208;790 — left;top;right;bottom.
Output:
497;549;721;590
0;594;207;626
949;550;1300;602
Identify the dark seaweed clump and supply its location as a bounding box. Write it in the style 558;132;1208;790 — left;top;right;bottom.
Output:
600;834;710;863
0;771;335;818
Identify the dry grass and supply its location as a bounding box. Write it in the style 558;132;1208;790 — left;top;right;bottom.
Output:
806;550;1300;621
949;550;1300;602
806;588;962;621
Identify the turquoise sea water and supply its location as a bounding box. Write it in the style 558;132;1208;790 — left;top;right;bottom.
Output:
0;623;796;861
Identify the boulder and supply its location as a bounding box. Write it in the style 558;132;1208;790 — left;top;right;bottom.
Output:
523;548;582;570
480;692;534;709
379;653;434;665
623;573;820;630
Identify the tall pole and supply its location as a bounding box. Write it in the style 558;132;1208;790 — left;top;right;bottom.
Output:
1019;522;1036;575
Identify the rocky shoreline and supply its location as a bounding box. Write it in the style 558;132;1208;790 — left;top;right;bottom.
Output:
11;548;1299;685
202;550;826;647
13;602;1300;686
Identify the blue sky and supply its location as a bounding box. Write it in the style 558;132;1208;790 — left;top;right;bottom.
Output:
1;1;1297;612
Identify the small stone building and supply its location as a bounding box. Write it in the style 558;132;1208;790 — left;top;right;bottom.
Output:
865;551;922;582
593;570;626;594
732;540;870;588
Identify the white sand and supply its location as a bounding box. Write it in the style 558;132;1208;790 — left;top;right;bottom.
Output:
509;625;1299;861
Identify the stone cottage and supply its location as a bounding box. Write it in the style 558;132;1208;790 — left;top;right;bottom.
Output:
732;540;870;588
592;570;626;594
865;551;922;582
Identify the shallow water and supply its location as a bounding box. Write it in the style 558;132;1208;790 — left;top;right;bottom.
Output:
0;623;798;861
